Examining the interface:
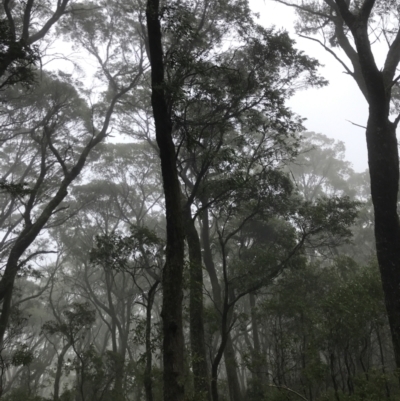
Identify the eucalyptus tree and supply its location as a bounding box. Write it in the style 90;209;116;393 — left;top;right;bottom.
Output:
288;132;375;263
289;132;357;202
42;300;97;401
252;257;392;401
142;0;328;398
0;66;143;350
48;140;164;400
272;0;400;369
172;30;321;401
0;0;72;90
205;175;358;401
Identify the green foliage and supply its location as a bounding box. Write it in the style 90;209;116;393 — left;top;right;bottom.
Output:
294;195;361;248
0;19;39;90
0;180;31;196
90;225;164;272
1;388;49;401
42;302;95;342
63;346;123;401
11;345;34;367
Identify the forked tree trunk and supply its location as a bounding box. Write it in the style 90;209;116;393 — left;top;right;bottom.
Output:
201;207;242;401
278;0;400;372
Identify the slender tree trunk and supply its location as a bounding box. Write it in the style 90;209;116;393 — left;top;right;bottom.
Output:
184;206;211;401
146;2;186;400
249;292;265;396
224;288;242;401
201;208;241;401
144;281;159;401
54;343;71;401
223;334;242;401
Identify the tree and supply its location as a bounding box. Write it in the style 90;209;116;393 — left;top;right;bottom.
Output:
0;0;72;89
146;1;186;400
273;0;400;371
42;301;96;401
154;3;326;398
0;66;143;348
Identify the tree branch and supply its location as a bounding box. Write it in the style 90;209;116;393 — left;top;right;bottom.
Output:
298;34;353;76
27;0;70;45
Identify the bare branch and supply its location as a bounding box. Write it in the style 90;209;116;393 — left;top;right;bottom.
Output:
298;33;354;76
268;384;310;401
346;119;367;129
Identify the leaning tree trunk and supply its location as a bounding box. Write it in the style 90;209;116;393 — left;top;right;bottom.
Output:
184;206;211;401
146;1;186;401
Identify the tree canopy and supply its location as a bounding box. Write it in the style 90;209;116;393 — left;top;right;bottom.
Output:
0;1;398;401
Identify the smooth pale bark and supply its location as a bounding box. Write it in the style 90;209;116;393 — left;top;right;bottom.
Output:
184;206;211;401
249;292;266;394
223;333;242;401
146;1;186;400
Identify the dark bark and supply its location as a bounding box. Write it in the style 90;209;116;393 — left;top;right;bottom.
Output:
322;0;400;372
146;1;186;400
144;281;159;401
279;0;400;373
184;206;211;401
366;113;400;368
0;0;70;87
335;0;400;372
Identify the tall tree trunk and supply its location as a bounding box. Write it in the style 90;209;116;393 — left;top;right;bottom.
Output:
184;206;211;401
146;2;185;401
327;0;400;372
366;113;400;368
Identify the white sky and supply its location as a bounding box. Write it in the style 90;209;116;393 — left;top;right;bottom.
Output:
250;0;371;172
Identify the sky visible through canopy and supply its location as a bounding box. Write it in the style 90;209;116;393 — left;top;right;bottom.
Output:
250;0;371;172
